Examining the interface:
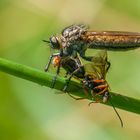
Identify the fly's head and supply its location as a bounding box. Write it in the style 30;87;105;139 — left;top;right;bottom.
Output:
50;36;61;49
43;36;62;50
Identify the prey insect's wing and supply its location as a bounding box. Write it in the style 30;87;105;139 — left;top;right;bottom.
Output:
84;50;109;79
91;50;109;79
80;31;140;50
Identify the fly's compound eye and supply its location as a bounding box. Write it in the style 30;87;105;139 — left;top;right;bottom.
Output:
50;36;60;49
52;56;60;67
103;92;109;103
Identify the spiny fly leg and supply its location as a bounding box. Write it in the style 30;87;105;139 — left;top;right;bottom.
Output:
63;76;72;92
51;60;61;88
44;53;61;72
44;55;54;72
63;66;82;92
79;50;93;61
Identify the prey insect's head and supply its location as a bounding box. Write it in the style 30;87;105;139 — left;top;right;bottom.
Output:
52;56;61;67
82;75;93;88
43;36;61;50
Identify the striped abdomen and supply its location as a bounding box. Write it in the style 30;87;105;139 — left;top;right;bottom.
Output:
81;31;140;50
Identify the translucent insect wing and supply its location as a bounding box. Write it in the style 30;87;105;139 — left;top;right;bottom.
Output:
84;51;109;79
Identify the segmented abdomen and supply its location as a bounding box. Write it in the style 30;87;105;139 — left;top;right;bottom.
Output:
81;31;140;50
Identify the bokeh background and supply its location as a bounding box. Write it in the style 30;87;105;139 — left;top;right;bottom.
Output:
0;0;140;140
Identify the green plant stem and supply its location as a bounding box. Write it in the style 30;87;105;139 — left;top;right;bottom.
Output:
0;57;140;114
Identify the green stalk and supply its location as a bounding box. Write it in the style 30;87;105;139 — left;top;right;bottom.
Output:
0;57;140;115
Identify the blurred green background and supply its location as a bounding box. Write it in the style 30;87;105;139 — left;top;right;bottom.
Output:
0;0;140;140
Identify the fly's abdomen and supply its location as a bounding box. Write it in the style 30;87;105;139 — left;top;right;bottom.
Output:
81;31;140;50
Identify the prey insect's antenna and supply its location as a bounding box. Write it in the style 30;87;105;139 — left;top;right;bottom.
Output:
109;99;123;127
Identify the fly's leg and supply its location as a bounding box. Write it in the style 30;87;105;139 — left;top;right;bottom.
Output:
44;55;53;72
51;59;61;88
63;66;82;92
63;75;73;92
79;49;93;61
64;71;69;78
44;53;60;72
44;53;61;88
63;56;83;91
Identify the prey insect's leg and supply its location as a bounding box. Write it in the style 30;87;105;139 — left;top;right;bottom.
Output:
83;86;90;98
94;85;108;96
66;92;85;100
97;87;108;96
88;90;102;105
106;61;111;72
93;79;105;83
88;98;102;106
66;82;89;100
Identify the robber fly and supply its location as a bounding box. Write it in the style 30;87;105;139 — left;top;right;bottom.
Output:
44;24;140;61
43;24;140;87
52;50;123;127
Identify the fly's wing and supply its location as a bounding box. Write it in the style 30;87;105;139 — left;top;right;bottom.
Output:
80;31;140;50
84;50;109;79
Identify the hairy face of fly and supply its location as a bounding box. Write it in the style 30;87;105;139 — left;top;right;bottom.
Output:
50;36;60;49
